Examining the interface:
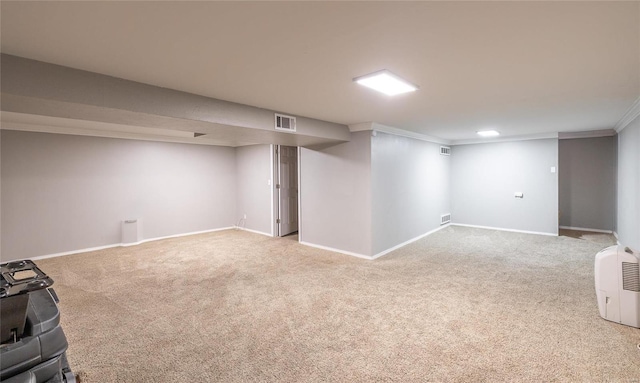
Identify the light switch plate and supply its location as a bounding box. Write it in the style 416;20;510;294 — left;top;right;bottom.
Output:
551;166;556;173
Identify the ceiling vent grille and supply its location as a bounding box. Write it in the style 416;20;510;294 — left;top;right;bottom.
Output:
275;113;296;132
440;146;451;156
441;213;451;225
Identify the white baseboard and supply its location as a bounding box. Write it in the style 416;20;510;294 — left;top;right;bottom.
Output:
298;241;373;260
613;231;622;245
235;226;273;237
559;226;613;234
28;226;235;261
371;224;451;259
300;224;452;261
612;231;623;246
30;244;123;261
451;223;557;237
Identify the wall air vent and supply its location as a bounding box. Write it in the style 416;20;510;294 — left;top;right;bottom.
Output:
440;146;451;156
441;213;451;225
275;113;296;132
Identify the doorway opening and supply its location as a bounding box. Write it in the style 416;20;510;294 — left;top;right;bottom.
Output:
557;135;617;244
273;145;299;238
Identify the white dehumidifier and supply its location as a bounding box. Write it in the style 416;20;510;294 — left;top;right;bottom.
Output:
595;245;640;328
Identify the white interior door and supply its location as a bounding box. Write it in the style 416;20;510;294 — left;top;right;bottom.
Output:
277;145;298;236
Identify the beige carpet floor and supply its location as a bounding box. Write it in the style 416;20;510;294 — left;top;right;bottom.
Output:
559;228;618;245
37;226;639;382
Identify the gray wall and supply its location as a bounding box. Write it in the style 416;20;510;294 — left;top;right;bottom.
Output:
371;132;450;255
235;144;272;236
451;139;559;235
617;116;640;250
558;137;616;231
299;131;372;257
1;130;236;261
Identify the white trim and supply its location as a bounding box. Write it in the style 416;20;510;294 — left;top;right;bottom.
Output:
121;227;235;247
297;146;302;244
451;223;557;236
452;132;559;146
348;122;451;145
614;96;640;133
270;144;274;237
299;241;372;260
371;224;451;259
236;227;272;237
372;122;451;145
558;129;617;140
347;122;372;132
30;244;122;261
348;122;564;146
28;227;235;261
559;226;613;234
299;224;452;261
613;232;622;246
276;145;281;237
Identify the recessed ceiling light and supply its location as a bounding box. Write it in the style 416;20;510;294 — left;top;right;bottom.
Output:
353;70;418;96
477;130;500;137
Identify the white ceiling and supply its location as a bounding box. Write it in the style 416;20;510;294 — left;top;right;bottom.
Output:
1;1;639;141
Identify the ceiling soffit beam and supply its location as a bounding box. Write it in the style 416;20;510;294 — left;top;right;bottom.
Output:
0;103;339;148
0;54;350;146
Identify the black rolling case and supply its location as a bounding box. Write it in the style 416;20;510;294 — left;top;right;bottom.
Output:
0;260;75;383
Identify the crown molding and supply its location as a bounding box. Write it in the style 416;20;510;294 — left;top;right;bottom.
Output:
614;96;640;133
348;122;374;132
451;132;558;146
348;121;451;145
558;129;617;140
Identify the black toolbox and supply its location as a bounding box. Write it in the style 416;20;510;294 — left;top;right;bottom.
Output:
1;260;75;383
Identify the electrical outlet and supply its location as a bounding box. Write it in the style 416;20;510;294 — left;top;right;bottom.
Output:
243;214;247;219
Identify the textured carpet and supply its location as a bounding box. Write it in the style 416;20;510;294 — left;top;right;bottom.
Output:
37;226;639;382
559;228;618;246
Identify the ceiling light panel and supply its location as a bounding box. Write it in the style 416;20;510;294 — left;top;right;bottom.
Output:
354;70;418;96
477;130;500;137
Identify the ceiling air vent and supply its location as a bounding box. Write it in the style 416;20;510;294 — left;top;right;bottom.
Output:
440;146;451;156
441;213;451;225
275;113;296;132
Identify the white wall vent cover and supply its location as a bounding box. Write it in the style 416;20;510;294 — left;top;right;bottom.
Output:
275;113;296;132
441;213;451;225
440;146;451;156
